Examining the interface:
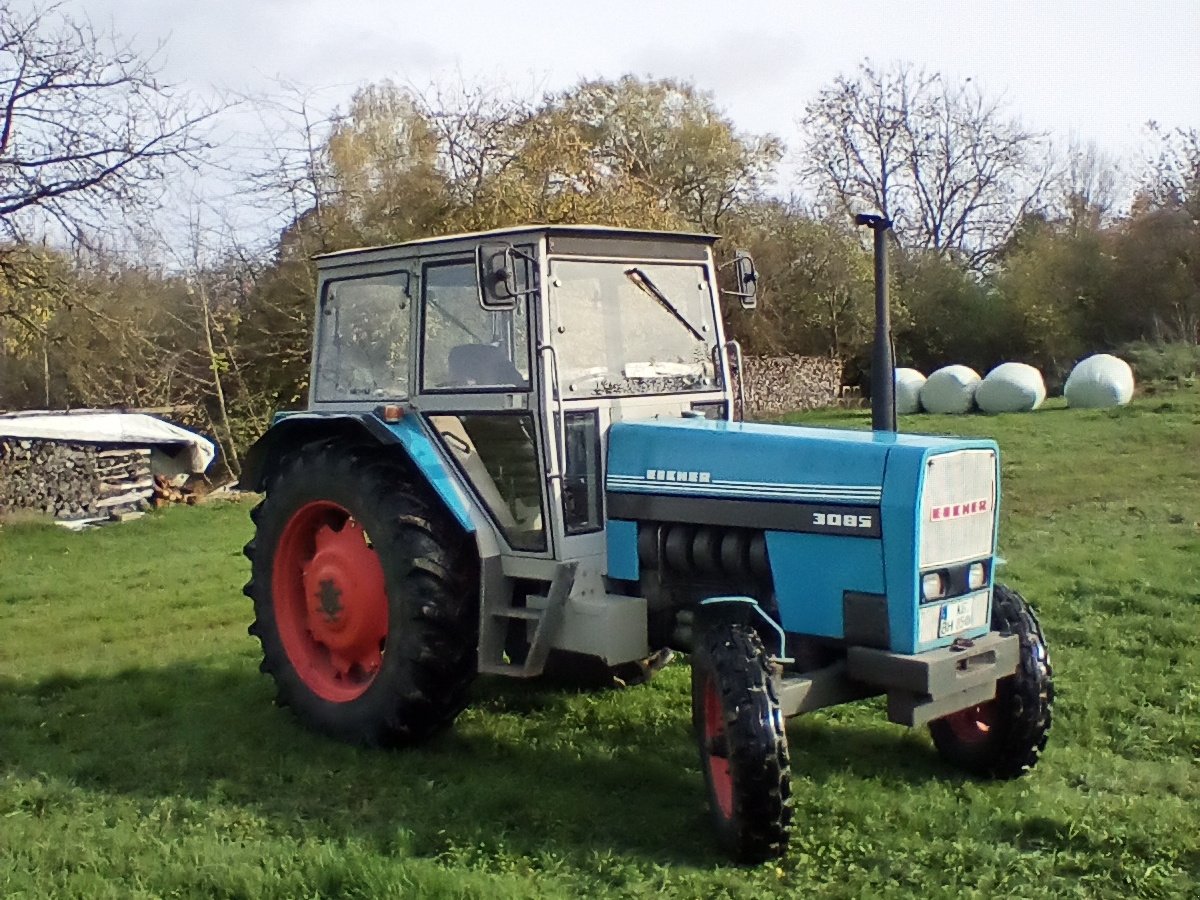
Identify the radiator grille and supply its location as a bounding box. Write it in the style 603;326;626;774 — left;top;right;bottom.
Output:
919;449;997;569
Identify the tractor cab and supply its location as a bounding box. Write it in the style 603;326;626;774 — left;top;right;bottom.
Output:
305;225;747;566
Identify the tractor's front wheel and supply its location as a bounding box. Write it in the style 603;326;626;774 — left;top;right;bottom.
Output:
929;584;1053;778
244;441;478;746
691;621;792;863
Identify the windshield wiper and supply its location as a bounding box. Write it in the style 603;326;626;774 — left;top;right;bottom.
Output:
624;267;706;342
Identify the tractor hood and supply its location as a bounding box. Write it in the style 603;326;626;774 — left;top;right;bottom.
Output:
604;417;1001;654
606;417;976;532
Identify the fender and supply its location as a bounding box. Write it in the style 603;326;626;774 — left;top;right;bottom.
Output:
697;596;793;663
238;411;476;534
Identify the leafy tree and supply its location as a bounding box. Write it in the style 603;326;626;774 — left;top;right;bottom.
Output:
723;201;873;361
546;76;783;232
1106;207;1199;345
991;223;1115;378
891;249;1015;377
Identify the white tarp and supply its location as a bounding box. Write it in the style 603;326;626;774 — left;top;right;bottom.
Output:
0;413;215;472
895;368;926;415
1064;354;1135;409
976;362;1047;413
920;365;981;414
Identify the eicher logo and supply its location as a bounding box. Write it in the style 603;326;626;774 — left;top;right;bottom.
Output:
930;498;990;521
645;469;712;484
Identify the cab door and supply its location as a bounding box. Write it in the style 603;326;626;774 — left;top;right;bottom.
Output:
413;253;553;558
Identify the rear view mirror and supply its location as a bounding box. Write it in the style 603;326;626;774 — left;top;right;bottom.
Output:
476;243;523;311
721;250;758;309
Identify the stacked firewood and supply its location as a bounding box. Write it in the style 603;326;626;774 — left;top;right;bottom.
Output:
0;439;155;521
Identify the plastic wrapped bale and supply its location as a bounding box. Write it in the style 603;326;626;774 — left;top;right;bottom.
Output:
1064;354;1135;408
919;365;981;414
894;368;926;414
976;362;1047;413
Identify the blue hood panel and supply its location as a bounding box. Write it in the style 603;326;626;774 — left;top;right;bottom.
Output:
607;419;896;503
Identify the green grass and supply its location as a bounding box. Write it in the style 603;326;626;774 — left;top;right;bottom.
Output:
2;388;1199;898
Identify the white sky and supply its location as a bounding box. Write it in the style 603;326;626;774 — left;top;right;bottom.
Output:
56;0;1200;228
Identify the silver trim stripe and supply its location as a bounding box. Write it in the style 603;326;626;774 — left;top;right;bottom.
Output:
607;474;882;504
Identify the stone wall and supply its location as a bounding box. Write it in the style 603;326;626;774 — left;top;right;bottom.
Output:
735;355;844;419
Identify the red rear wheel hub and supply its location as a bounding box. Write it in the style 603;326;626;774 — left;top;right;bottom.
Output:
272;500;388;702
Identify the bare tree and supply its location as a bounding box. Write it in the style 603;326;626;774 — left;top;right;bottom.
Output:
0;0;212;244
799;61;1049;268
1142;123;1200;214
1055;138;1121;234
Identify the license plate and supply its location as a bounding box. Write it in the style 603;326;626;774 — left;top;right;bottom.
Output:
938;597;975;637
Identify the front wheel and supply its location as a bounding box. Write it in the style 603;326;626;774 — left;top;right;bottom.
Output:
929;584;1053;778
691;621;792;863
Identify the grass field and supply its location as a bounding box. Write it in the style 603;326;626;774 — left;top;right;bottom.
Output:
2;389;1198;898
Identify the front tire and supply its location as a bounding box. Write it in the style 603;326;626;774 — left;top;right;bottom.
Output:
691;621;792;863
929;584;1053;778
244;440;478;746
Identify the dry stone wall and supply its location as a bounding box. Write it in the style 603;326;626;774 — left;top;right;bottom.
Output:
0;439;154;521
736;355;843;419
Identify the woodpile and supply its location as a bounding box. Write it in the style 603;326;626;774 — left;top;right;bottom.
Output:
736;355;844;419
0;438;173;522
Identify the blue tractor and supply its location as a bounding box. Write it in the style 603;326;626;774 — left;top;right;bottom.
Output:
240;222;1052;862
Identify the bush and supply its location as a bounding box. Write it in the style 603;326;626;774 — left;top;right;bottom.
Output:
1120;341;1200;384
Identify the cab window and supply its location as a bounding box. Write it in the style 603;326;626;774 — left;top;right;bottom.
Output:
421;260;530;392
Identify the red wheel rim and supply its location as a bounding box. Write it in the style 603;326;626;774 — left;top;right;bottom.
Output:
942;701;997;745
703;677;734;819
272;500;388;702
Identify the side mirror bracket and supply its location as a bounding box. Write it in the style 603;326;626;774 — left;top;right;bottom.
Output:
720;249;758;309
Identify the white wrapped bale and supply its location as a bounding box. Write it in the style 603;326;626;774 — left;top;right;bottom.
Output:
1064;354;1135;408
919;365;981;414
976;362;1047;413
895;368;926;414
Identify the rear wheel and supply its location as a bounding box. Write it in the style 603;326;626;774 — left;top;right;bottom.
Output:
691;621;791;863
244;441;478;746
929;584;1053;778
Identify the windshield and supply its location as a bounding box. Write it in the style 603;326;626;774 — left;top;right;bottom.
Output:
548;259;721;397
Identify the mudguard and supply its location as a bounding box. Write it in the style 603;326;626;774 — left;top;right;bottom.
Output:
239;411;475;533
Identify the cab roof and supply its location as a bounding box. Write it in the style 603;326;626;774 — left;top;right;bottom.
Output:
313;224;718;263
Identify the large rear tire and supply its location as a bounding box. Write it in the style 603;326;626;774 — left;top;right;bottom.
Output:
691;621;792;863
929;584;1053;778
244;440;478;746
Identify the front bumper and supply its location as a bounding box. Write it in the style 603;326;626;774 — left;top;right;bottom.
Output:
846;631;1020;726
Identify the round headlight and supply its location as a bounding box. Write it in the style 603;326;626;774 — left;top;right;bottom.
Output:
968;562;987;590
921;571;946;601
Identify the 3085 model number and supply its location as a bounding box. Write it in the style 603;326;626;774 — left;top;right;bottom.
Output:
812;512;874;529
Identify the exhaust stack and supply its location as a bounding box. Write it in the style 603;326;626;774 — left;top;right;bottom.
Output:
855;214;896;433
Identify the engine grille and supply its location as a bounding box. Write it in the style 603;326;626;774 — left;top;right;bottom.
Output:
919;449;997;569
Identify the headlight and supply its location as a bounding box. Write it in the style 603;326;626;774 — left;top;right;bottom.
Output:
968;562;987;590
921;571;946;601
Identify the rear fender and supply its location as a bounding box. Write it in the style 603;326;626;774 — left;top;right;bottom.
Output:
239;412;476;534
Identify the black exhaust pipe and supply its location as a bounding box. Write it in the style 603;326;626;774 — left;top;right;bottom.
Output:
855;214;896;433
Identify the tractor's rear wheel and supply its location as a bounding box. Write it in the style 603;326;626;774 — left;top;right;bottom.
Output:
691;621;792;863
929;584;1053;778
244;440;478;746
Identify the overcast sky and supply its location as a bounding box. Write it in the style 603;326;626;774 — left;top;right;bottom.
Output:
52;0;1200;234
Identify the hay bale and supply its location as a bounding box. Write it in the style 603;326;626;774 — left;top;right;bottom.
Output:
1064;354;1135;408
920;365;981;414
895;368;926;414
976;362;1047;413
